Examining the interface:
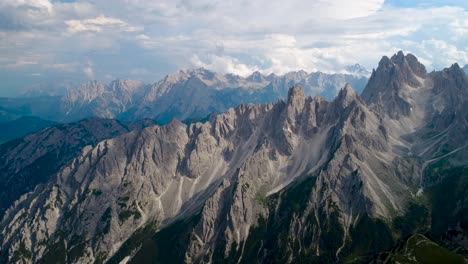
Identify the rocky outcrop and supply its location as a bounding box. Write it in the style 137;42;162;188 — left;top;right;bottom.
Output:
0;118;157;218
362;51;427;118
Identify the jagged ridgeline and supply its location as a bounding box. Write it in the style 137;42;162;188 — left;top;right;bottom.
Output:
1;70;368;123
1;52;467;263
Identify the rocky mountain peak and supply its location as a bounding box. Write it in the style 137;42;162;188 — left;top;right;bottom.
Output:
334;83;359;109
284;70;309;81
341;83;355;93
377;55;392;69
390;50;405;65
109;79;144;90
65;80;106;103
246;71;266;82
447;63;464;75
431;63;468;95
337;83;356;99
266;72;277;81
345;63;371;76
191;68;217;80
162;70;191;84
388;50;426;78
361;51;427;118
443;63;468;87
403;53;426;77
287;85;306;105
80;80;105;90
284;85;307;126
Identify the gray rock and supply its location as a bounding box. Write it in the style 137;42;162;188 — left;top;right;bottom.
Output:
1;52;467;263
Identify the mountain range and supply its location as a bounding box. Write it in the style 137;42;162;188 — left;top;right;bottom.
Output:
0;69;368;124
0;52;467;263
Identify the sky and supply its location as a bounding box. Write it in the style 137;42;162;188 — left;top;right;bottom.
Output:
0;0;467;96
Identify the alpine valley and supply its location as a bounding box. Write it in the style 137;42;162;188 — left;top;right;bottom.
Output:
1;52;467;264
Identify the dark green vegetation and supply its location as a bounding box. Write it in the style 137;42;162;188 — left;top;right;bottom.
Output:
366;161;468;263
100;207;112;235
108;214;201;264
223;176;332;263
371;234;465;264
11;241;31;263
343;214;394;262
393;203;429;238
222;176;392;264
37;238;67;264
118;210;142;223
426;163;468;258
0;116;57;144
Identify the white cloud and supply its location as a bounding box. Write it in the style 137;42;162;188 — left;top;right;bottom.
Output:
0;0;467;90
190;54;259;76
449;17;468;40
65;15;142;33
399;39;468;70
306;0;385;19
83;67;94;79
0;0;54;30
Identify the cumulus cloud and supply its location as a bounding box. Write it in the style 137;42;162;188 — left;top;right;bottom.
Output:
190;54;260;76
65;15;142;33
0;0;467;93
400;39;468;70
0;0;53;30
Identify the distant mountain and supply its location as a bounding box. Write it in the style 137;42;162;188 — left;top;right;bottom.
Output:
0;116;57;144
345;63;371;77
19;82;75;98
0;110;19;123
61;79;146;121
0;69;368;123
124;68;368;123
1;52;467;263
463;64;468;75
0;96;63;121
